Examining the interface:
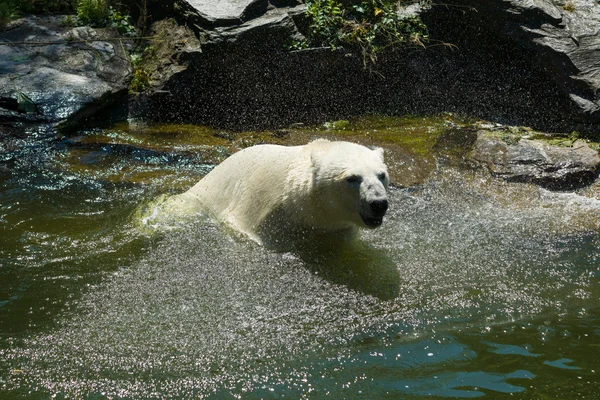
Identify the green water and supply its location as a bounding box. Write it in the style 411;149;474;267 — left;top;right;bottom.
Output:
1;118;599;399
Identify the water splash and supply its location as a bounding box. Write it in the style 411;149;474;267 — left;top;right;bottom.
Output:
1;120;599;398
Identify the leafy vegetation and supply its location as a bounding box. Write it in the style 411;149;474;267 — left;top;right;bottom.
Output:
0;0;143;34
129;45;154;93
75;0;137;35
294;0;431;65
8;0;75;16
0;1;16;30
76;0;108;26
129;67;150;92
107;6;137;35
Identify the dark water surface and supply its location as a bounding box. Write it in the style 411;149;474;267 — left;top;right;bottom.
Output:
1;119;599;399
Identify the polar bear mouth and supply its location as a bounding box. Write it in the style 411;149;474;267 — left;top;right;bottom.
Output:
361;214;383;228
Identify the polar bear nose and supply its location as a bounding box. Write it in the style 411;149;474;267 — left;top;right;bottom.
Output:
369;199;388;217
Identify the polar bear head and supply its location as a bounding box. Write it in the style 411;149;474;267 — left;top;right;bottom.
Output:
307;140;389;230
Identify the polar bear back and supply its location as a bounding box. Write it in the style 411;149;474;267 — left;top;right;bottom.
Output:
188;144;307;240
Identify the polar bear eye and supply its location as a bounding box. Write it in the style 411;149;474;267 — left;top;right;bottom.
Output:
377;172;387;181
346;175;362;184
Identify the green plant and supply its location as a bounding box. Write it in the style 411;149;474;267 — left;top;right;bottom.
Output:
129;67;150;93
0;1;14;30
130;52;143;68
305;0;345;47
128;44;156;93
76;0;109;27
108;6;137;36
13;0;76;15
61;14;77;27
75;1;139;35
297;0;429;65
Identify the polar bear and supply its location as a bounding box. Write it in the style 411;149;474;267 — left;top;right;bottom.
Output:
155;139;389;246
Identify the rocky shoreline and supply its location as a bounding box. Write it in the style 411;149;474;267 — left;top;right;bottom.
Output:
1;0;599;191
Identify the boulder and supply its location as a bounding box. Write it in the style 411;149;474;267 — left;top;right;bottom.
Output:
468;131;600;190
423;0;600;130
128;4;314;128
0;15;131;128
174;0;268;27
132;0;600;136
4;0;600;140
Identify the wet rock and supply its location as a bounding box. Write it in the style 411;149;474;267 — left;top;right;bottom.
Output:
132;0;600;136
468;131;600;190
6;0;593;138
0;15;131;128
506;0;600;125
426;0;600;131
128;5;310;128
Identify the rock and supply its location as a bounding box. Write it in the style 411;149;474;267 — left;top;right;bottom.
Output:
4;0;588;139
173;0;268;27
208;5;304;46
424;0;600;131
0;15;131;129
506;0;600;124
132;0;600;137
468;131;600;190
128;5;311;128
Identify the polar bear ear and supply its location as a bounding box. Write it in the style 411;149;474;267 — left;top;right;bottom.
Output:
373;147;385;161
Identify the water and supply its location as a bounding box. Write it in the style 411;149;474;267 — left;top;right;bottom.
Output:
1;118;599;399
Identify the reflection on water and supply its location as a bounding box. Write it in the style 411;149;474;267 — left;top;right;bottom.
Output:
0;120;599;398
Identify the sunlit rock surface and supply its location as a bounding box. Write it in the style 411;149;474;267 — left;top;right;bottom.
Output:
0;16;131;125
469;130;600;190
174;0;269;26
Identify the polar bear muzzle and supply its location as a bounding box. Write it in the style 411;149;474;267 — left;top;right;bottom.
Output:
360;199;388;228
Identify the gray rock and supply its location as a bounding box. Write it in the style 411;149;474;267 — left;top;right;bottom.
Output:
435;0;600;127
468;131;600;190
127;5;310;127
0;15;131;127
3;0;599;139
209;5;304;46
134;0;600;136
518;0;600;118
172;0;269;27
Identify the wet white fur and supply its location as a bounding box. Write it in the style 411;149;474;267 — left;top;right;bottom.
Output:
159;139;388;244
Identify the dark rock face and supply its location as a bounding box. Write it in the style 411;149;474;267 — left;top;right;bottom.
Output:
0;16;131;128
132;0;600;137
507;0;600;121
129;6;334;129
423;0;600;131
2;0;599;140
468;132;600;190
